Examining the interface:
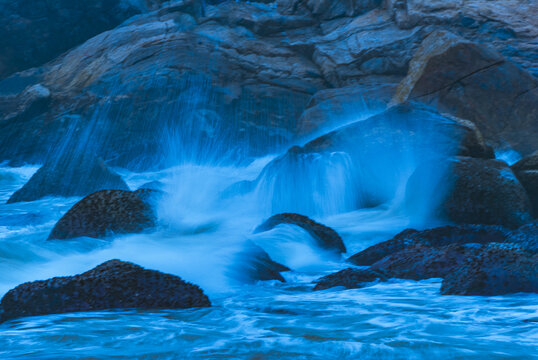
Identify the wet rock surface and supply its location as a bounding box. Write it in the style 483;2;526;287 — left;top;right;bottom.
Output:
347;225;508;266
406;156;533;228
0;260;211;322
441;244;538;296
313;268;386;291
48;189;158;240
255;213;346;254
7;155;129;204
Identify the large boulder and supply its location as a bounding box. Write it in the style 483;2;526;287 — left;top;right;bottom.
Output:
0;0;169;79
0;260;211;322
347;225;508;266
313;268;386;290
7;154;129;203
512;152;538;216
393;30;538;155
254;103;493;215
441;244;538;296
48;189;159;240
255;213;347;254
406;156;533;228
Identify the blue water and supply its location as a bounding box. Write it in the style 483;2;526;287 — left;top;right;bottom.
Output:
0;162;537;359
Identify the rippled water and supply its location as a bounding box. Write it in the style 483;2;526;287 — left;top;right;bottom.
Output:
0;163;537;359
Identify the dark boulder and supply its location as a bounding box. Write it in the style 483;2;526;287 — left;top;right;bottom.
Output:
512;152;538;217
441;244;538;296
370;243;483;281
7;154;129;203
48;189;158;240
229;241;291;283
406;156;533;228
255;213;346;254
0;260;210;322
313;268;386;291
347;225;507;266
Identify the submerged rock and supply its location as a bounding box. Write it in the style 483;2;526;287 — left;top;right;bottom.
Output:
406;156;533;228
441;244;538;296
255;213;346;254
0;260;211;322
7;155;129;203
48;189;158;240
313;268;386;291
229;241;291;283
347;225;507;266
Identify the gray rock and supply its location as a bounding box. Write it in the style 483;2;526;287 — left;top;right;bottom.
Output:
313;268;386;290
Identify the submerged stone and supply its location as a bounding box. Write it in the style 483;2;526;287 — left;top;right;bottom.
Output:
255;213;346;254
313;268;386;291
0;260;211;322
229;241;291;283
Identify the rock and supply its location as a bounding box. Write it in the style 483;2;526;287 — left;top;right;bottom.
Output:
406;156;533;228
370;242;483;281
277;0;383;21
0;260;210;322
388;0;538;75
255;213;346;254
347;225;507;266
0;0;169;79
512;152;538;216
313;268;386;290
48;189;158;240
0;2;325;170
507;222;538;255
441;244;538;296
229;241;291;283
7;154;129;203
255;103;493;215
393;30;538;155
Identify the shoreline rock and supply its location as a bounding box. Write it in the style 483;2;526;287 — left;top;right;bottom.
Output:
0;260;211;323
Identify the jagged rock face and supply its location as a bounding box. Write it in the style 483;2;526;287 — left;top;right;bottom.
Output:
347;225;508;266
441;244;538;296
7;155;129;204
512;152;538;217
255;213;347;254
0;1;325;170
0;0;168;79
393;30;538;155
277;0;383;21
0;260;211;322
48;189;159;240
313;268;386;290
406;156;533;228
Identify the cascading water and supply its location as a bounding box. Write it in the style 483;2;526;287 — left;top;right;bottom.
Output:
0;84;536;359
